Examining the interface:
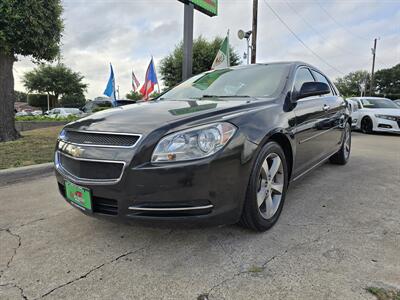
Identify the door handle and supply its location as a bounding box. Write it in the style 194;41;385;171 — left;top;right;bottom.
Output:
323;104;330;111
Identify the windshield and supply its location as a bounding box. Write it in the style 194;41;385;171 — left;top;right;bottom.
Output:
160;64;290;100
361;98;398;109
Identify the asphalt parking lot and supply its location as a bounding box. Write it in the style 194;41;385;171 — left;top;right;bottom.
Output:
0;132;399;300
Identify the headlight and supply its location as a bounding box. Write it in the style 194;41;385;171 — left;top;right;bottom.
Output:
151;122;237;162
59;129;66;140
375;114;397;121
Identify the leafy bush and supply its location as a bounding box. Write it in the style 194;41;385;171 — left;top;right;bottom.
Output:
28;94;49;111
92;107;111;113
15;115;80;122
60;92;86;108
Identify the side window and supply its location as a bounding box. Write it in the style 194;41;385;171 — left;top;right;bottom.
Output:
293;68;315;94
53;109;60;114
311;70;333;96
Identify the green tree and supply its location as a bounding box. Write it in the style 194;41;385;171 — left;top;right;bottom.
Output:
334;70;370;97
14;91;27;102
60;92;86;108
150;92;161;99
0;0;63;142
374;64;400;99
27;94;48;112
23;64;88;108
160;36;240;88
126;91;143;101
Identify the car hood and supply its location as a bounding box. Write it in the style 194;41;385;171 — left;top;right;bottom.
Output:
65;99;269;134
362;108;400;116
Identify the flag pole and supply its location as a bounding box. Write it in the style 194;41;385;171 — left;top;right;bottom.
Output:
227;29;230;67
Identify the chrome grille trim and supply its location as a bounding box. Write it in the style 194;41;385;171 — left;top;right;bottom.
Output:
61;130;142;148
55;151;126;185
127;205;213;211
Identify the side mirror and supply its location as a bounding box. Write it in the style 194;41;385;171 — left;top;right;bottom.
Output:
297;82;331;100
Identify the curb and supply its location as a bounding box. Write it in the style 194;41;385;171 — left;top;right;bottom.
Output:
0;162;54;187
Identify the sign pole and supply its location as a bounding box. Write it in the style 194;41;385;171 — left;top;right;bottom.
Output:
182;3;194;81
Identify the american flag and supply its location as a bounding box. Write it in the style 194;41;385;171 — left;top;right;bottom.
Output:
131;70;140;92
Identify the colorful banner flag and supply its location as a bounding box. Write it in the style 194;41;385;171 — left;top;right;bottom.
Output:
103;63;117;105
211;31;230;70
140;58;159;100
132;70;140;92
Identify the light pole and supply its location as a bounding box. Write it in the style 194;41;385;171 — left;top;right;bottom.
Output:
238;29;252;64
369;38;378;96
251;0;258;64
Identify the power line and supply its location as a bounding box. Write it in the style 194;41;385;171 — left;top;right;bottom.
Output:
316;2;370;42
262;0;345;75
285;1;363;58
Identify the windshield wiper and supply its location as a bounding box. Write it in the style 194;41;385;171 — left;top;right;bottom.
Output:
201;95;251;98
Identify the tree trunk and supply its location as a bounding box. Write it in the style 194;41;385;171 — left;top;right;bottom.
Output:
0;53;20;142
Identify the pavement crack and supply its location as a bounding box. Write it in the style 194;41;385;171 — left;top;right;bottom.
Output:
18;218;46;228
215;239;236;267
203;235;324;299
0;228;22;278
0;282;28;300
204;251;284;298
39;246;146;298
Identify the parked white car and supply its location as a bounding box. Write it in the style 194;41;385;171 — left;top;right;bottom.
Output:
31;110;43;116
347;97;400;134
45;108;82;118
346;99;360;128
15;110;42;116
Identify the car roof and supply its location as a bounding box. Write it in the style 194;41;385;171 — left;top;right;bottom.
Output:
227;61;327;76
349;97;390;100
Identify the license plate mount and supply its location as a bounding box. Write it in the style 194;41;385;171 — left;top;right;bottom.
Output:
65;181;92;211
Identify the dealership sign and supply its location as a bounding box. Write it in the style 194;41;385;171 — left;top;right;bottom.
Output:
178;0;218;17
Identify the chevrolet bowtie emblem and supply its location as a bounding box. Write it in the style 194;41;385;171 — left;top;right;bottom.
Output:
61;143;84;158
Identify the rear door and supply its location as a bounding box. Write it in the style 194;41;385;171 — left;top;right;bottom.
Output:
292;67;331;177
310;69;345;152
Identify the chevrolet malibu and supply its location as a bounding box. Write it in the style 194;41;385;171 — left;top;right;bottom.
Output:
55;62;351;231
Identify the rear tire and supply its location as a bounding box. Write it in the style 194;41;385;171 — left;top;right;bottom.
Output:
240;141;288;232
361;117;373;134
330;122;351;165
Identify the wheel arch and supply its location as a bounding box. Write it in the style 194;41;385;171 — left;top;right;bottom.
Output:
258;130;294;181
361;114;374;126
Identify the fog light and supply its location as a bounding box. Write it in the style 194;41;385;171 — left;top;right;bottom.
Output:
378;124;392;129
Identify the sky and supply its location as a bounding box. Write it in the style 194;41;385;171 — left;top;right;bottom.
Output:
13;0;400;99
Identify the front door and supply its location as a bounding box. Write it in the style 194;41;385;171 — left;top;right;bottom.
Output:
310;70;345;152
292;67;332;178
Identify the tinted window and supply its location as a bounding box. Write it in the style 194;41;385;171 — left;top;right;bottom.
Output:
160;64;290;100
311;70;333;96
361;98;398;109
293;68;315;93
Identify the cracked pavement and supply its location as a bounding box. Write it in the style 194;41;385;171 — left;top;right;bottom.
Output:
0;133;399;299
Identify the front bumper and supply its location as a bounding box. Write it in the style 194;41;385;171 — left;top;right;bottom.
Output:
55;143;255;226
374;118;400;134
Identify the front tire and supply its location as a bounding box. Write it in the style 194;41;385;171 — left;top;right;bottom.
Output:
361;117;373;134
330;122;351;165
240;141;288;232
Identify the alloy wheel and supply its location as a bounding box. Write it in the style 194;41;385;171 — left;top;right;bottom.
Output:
256;153;284;219
344;124;351;159
362;118;372;133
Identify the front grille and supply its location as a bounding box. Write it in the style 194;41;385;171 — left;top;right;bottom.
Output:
63;131;140;147
93;197;118;215
59;153;124;181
